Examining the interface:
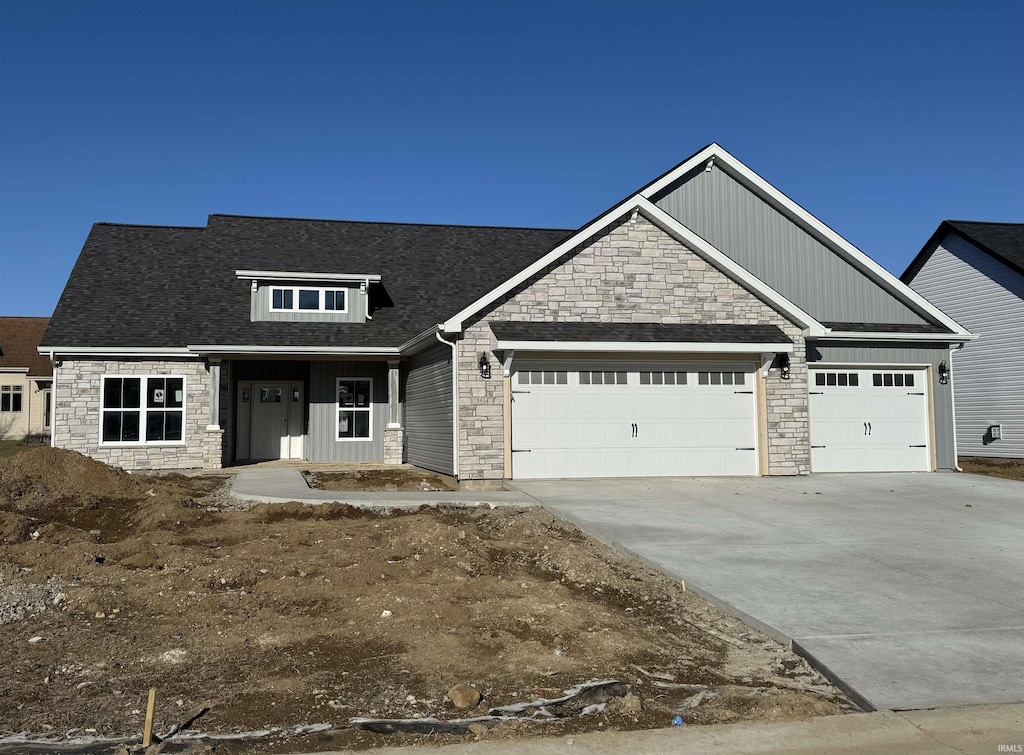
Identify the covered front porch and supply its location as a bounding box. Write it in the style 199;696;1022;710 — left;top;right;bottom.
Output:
209;356;404;466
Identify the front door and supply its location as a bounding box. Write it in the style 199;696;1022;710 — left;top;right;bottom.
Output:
250;382;304;460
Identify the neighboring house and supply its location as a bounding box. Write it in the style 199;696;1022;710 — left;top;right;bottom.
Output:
902;221;1024;459
40;144;973;479
0;317;53;439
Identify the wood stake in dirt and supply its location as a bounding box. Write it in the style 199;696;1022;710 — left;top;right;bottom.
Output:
143;688;157;747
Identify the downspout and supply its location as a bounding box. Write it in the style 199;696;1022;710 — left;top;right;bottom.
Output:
435;330;459;479
948;343;964;472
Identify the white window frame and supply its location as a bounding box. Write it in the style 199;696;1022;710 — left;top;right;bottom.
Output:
0;385;23;412
99;375;187;446
269;286;349;313
336;376;373;442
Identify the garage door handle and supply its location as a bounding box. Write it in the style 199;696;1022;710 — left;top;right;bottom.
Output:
907;392;925;395
809;391;824;395
909;444;927;448
511;449;532;453
511;390;531;394
735;447;755;451
734;390;754;394
811;445;826;448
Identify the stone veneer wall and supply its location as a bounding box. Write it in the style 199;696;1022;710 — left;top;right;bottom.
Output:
456;213;810;480
53;358;224;470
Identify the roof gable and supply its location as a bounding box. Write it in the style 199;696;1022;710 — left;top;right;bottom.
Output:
902;221;1024;283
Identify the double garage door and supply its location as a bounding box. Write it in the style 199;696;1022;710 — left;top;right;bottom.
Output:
512;362;758;479
510;362;932;479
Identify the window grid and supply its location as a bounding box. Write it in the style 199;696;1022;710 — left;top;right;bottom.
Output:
518;371;568;385
337;377;373;441
0;385;23;413
270;286;348;313
639;371;688;386
578;371;627;386
697;371;745;386
873;372;915;388
100;376;184;444
814;372;860;387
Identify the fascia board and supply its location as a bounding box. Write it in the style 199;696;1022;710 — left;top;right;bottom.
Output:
188;345;401;355
39;347;193;357
398;326;443;355
236;270;383;283
636;198;827;336
651;145;971;336
493;340;794;354
812;331;977;342
440;196;650;333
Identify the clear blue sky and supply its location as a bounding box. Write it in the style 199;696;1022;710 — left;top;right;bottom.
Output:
1;1;1021;317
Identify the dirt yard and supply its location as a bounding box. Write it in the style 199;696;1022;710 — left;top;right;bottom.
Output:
960;457;1024;482
304;468;457;492
1;449;850;753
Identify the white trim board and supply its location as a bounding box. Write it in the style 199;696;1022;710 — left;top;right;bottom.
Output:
813;331;976;342
492;340;794;354
188;345;401;356
236;270;382;283
638;143;971;337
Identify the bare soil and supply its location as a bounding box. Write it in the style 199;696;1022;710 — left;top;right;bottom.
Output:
304;468;457;492
960;457;1024;482
1;448;850;753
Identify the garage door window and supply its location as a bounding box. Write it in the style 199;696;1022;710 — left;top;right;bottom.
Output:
518;371;567;385
815;372;859;387
639;371;687;385
697;371;745;386
578;371;627;385
872;373;914;388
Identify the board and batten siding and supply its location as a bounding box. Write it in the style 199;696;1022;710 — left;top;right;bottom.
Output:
250;283;365;323
405;344;454;475
307;360;389;463
807;342;956;469
907;233;1024;459
652;164;930;325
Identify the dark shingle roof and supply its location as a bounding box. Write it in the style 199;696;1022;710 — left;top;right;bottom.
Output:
822;322;952;334
902;220;1024;283
42;216;572;349
490;321;792;344
0;317;52;376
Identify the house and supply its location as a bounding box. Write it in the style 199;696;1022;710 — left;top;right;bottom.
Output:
901;221;1024;459
0;317;53;439
40;144;973;479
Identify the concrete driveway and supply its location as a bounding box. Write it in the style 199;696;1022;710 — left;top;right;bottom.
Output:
516;473;1024;711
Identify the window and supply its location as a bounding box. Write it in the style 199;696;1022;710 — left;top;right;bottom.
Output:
337;378;372;440
518;371;568;385
1;385;23;412
101;376;184;444
873;372;915;388
640;371;688;386
578;371;627;385
697;371;745;386
270;286;348;313
814;372;860;387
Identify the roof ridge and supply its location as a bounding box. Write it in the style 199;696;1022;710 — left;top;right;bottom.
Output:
94;222;206;230
946;219;1024;227
207;213;574;233
0;316;49;320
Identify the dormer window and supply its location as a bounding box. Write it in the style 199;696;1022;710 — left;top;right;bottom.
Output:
270;287;348;313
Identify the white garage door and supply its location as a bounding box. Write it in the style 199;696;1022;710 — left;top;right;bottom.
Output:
512;362;758;479
809;368;930;473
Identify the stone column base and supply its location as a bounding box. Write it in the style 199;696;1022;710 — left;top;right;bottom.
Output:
383;425;404;465
203;427;225;469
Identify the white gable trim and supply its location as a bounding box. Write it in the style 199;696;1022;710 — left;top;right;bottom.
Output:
639;144;971;336
441;197;826;336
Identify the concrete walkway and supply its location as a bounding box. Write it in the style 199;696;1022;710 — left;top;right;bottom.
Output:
229;467;539;508
304;703;1023;755
517;473;1024;712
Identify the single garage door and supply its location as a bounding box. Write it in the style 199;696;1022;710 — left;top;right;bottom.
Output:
809;368;930;473
512;362;758;479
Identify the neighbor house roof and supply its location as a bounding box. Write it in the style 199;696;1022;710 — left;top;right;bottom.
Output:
0;317;52;377
40;216;572;350
901;220;1024;282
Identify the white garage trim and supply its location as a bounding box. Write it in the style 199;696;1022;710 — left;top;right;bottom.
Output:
492;339;794;354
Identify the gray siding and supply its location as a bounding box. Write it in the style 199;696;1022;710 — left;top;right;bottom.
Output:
307;360;388;462
908;234;1024;458
653;165;930;325
807;342;956;469
251;283;365;323
405;344;454;475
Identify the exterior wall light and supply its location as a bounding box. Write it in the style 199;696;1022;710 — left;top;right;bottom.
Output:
478;351;491;379
778;353;791;380
938;360;949;385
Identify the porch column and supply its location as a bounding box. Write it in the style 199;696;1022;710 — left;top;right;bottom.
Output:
207;359;221;430
383;359;403;464
204;358;225;469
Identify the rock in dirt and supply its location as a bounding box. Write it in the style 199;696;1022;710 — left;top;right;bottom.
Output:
447;683;482;709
